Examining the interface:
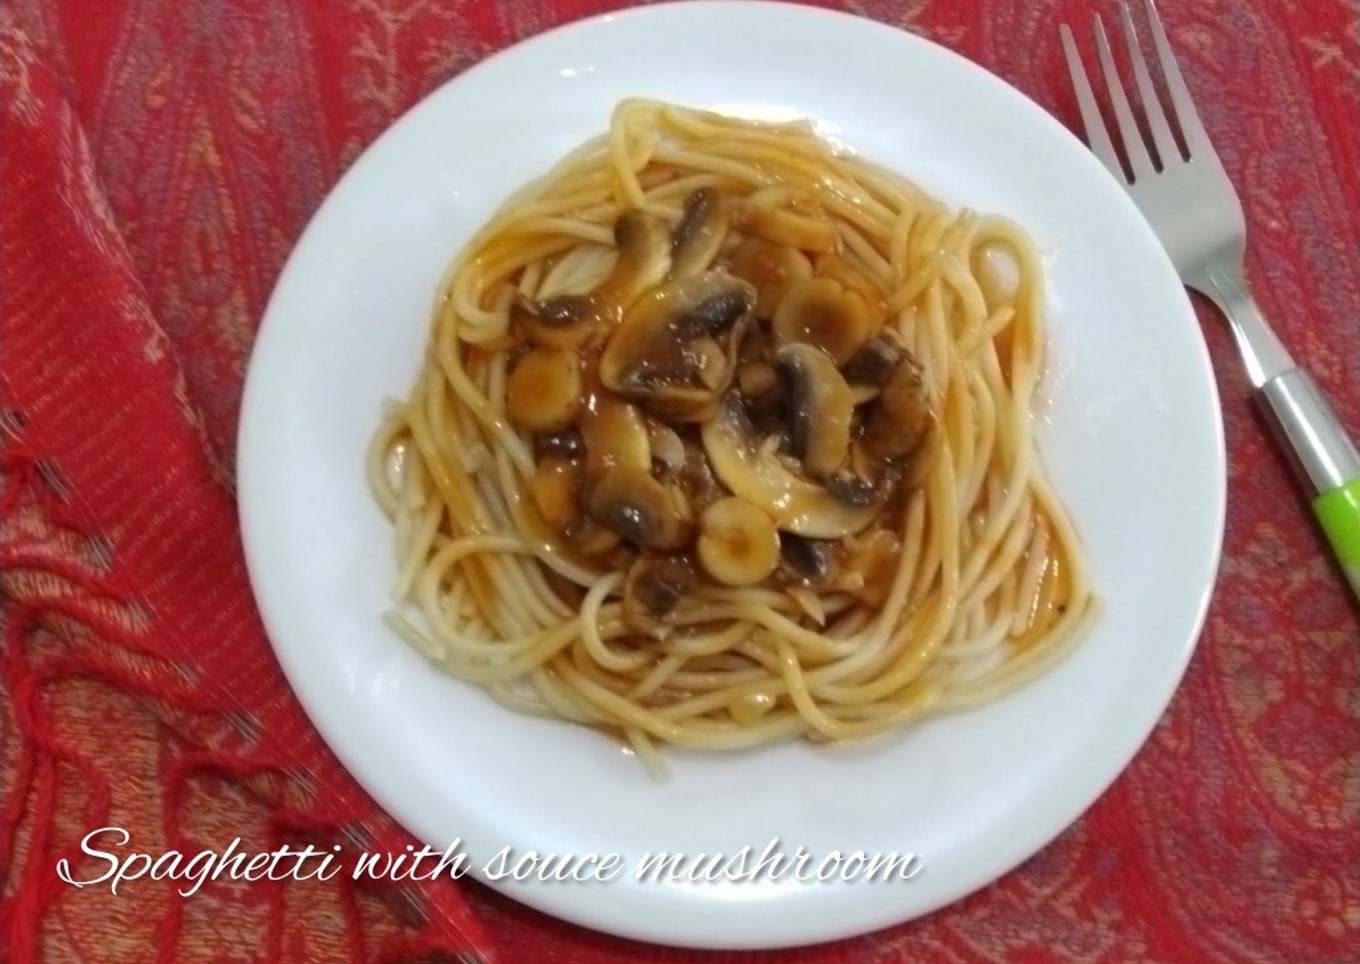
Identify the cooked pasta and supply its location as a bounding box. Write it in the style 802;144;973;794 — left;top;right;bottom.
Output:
367;99;1097;775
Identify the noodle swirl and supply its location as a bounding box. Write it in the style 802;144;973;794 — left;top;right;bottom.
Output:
368;100;1097;775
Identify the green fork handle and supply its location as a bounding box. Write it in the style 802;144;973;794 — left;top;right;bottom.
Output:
1314;479;1360;596
1260;369;1360;597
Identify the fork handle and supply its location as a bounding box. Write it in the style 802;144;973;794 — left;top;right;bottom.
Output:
1259;368;1360;594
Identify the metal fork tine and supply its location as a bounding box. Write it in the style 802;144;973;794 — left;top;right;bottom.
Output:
1092;14;1154;181
1059;24;1125;182
1142;0;1209;153
1117;2;1182;166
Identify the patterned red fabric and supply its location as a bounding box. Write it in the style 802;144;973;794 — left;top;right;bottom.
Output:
1;1;1357;962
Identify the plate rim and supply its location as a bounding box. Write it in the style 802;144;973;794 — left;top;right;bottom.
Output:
237;0;1227;948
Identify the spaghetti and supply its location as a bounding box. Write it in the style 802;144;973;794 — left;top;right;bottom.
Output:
367;100;1097;774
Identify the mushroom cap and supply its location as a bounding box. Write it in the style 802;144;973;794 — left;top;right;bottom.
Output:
670;188;730;280
727;237;813;318
506;347;584;433
515;296;600;350
825;468;880;507
697;496;781;587
776;343;855;479
771;276;873;364
646;420;687;479
863;351;934;461
842;329;906;389
700;395;881;538
586;466;693;550
516;210;672;335
580;395;652;478
623;553;696;639
779;532;839;585
598;271;756;420
603;210;674;309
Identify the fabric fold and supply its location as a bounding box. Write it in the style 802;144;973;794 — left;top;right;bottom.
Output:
0;23;491;963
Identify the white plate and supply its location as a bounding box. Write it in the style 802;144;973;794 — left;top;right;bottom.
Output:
239;1;1224;949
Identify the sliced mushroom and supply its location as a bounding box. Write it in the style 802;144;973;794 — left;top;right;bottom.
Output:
700;395;881;538
697;496;781;587
776;343;854;479
814;351;932;506
534;428;585;461
601;210;672;304
825;465;880;506
520;210;671;332
842;329;905;389
738;186;838;253
727;237;813;317
779;532;838;585
691;336;728;391
647;420;687;479
587;466;693;549
506;347;583;433
580;395;651;477
771;277;872;364
670;188;729;280
829;429;913;504
598;271;755;420
623;554;696;639
530;456;583;532
863;351;933;462
514;296;598;350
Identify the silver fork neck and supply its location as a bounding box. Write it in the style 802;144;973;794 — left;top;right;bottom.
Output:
1258;370;1360;492
1191;263;1293;388
1189;263;1360;492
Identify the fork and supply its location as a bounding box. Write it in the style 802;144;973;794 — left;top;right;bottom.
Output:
1060;0;1360;596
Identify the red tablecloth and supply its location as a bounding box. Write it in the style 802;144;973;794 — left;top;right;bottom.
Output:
2;1;1358;961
